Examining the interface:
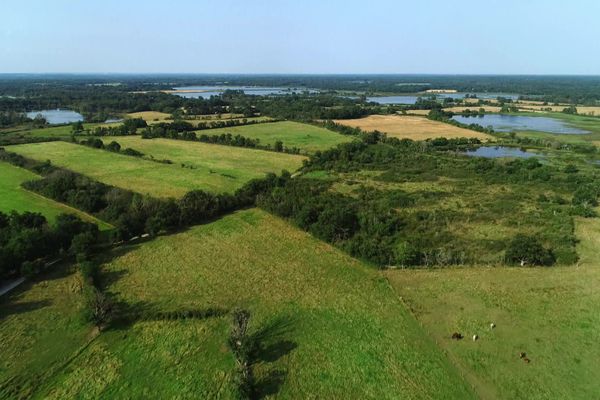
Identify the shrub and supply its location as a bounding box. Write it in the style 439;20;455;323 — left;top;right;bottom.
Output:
505;234;555;266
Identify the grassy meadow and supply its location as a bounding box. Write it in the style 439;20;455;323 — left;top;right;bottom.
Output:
0;161;111;229
7;141;305;197
12;209;474;399
335;115;494;141
0;265;91;399
195;121;353;152
385;214;600;399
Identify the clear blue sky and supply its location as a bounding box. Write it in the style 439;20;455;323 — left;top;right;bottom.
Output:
2;0;599;74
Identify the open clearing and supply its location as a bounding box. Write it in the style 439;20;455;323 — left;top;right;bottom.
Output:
385;214;600;399
0;161;111;229
5;209;476;399
194;121;353;152
335;115;494;141
126;111;270;126
125;111;171;121
8;141;304;198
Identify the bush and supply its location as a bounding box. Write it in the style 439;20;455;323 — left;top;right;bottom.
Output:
505;234;555;266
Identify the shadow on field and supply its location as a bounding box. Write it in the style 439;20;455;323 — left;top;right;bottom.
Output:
251;315;298;399
107;299;229;331
0;299;52;321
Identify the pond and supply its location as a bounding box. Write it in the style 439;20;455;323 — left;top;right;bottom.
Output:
27;109;84;125
451;114;589;135
367;92;519;105
463;146;542;159
172;86;317;99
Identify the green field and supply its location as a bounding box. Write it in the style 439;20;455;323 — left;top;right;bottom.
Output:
7;141;305;198
0;161;111;229
194;121;353;153
0;123;118;141
1;209;475;399
386;214;600;399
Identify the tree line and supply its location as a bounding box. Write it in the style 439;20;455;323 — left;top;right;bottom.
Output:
0;147;279;241
0;211;98;280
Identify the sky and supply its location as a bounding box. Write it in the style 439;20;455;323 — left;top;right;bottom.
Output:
1;0;599;74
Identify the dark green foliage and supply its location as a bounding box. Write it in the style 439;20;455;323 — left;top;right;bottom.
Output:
257;138;598;267
505;234;556;266
0;211;97;279
572;185;599;207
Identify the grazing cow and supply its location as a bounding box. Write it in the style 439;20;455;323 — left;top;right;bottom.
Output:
519;352;527;359
472;334;479;341
490;323;496;329
451;332;463;340
523;358;531;364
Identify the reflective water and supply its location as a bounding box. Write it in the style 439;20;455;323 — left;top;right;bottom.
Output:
26;109;84;124
463;146;542;159
367;93;519;105
173;86;316;99
452;114;589;135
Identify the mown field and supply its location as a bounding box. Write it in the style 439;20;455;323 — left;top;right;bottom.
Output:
0;123;118;141
335;115;494;141
126;111;271;126
386;213;600;400
1;209;475;399
7;141;305;198
0;161;111;229
194;121;353;153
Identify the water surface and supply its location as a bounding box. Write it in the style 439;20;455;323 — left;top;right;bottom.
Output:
463;146;542;159
173;86;316;99
367;92;519;105
27;109;84;124
452;114;589;135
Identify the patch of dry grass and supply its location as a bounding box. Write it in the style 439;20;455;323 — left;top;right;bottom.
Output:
335;115;493;141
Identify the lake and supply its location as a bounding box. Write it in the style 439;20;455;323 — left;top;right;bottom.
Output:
27;109;84;124
172;86;317;99
367;92;519;105
451;114;589;135
463;146;542;159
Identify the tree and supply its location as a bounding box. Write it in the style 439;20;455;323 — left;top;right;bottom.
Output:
505;234;555;266
70;231;97;260
105;141;121;152
274;140;284;152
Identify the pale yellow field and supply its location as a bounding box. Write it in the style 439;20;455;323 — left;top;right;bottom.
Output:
405;110;431;116
126;111;172;121
335;115;494;141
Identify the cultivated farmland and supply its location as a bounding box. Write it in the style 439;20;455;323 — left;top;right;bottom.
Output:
0;161;111;229
195;121;353;152
7;141;305;198
335;115;494;140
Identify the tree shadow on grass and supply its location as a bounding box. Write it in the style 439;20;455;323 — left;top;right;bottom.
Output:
107;299;229;332
0;299;52;321
249;315;298;399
